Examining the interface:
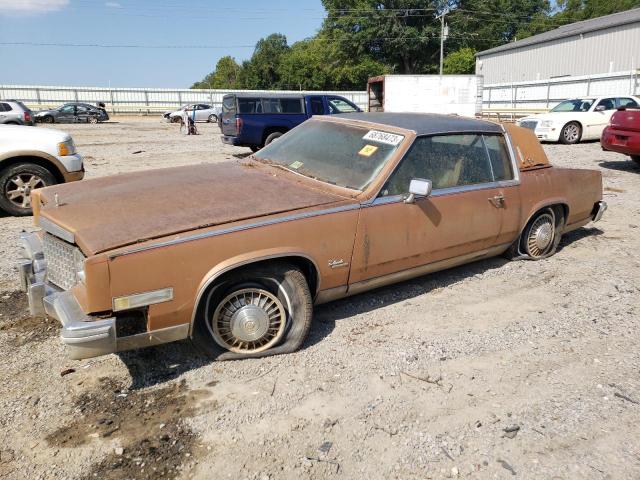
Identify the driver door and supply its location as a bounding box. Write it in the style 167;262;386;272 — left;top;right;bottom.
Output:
57;104;76;123
349;133;519;284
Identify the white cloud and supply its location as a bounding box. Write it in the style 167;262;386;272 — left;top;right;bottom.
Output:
104;1;122;8
0;0;69;13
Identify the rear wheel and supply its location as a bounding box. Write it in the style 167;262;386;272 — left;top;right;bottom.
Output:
0;163;56;216
192;262;313;361
504;207;564;260
264;131;283;146
559;122;582;144
88;116;98;124
208;114;218;123
249;146;260;153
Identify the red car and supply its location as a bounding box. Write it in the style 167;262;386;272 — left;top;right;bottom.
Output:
601;107;640;164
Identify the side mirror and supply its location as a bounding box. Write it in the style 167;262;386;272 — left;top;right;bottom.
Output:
595;105;606;112
404;178;432;204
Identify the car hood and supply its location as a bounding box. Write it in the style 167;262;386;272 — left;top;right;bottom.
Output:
520;112;579;123
34;109;57;116
34;161;346;255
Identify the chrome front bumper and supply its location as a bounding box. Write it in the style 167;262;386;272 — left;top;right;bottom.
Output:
18;231;117;360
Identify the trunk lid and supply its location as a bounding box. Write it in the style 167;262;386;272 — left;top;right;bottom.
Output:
610;108;640;133
36;161;345;255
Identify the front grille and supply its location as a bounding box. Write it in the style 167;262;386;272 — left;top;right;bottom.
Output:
43;233;82;290
519;120;538;131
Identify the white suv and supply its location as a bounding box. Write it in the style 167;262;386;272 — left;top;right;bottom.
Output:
0;125;84;215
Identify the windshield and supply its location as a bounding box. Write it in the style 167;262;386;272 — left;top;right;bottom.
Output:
254;120;404;190
551;99;594;112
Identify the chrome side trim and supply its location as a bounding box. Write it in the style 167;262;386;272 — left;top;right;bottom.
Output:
502;131;522;185
38;217;75;244
188;252;322;336
319;244;511;304
109;204;359;259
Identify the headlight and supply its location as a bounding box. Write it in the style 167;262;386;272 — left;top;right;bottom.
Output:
57;139;76;156
540;120;554;127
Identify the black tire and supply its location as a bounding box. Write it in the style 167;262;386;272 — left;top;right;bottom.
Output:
631;155;640;165
42;116;54;124
249;146;260;153
264;131;283;146
192;262;313;361
559;122;582;144
88;116;98;124
513;207;564;260
208;114;218;123
0;163;57;216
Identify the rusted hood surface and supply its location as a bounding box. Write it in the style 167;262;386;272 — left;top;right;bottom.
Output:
36;161;344;255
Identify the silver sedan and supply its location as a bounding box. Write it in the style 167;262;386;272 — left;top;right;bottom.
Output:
163;104;222;123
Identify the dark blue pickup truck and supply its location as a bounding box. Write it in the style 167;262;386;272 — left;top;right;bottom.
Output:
220;93;361;151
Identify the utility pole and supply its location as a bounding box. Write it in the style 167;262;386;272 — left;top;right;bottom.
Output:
437;10;449;75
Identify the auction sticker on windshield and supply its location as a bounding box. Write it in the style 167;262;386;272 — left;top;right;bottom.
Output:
363;130;404;146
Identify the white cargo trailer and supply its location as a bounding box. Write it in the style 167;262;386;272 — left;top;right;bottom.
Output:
367;75;484;117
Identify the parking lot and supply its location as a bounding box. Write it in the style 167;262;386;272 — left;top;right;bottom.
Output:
1;118;639;479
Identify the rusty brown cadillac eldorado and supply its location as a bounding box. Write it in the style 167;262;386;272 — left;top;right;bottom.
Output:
18;113;606;360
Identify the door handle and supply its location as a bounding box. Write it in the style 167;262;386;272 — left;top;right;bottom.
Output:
489;193;505;208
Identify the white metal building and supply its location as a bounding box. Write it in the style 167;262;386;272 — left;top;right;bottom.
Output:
476;8;640;84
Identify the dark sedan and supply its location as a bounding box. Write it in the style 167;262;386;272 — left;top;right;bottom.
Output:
35;103;109;124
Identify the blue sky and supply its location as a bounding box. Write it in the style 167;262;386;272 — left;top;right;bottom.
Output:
0;0;325;87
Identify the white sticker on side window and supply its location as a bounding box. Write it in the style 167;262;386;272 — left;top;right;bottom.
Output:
363;130;404;146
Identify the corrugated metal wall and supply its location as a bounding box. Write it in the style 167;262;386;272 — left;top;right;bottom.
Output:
0;85;369;113
477;22;640;84
483;70;639;111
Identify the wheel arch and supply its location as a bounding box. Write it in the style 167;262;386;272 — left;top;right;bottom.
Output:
189;250;320;336
0;153;66;183
561;119;583;135
261;126;289;145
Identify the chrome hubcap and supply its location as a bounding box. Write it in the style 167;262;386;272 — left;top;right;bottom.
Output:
6;174;45;209
564;125;579;142
527;212;555;258
211;288;286;353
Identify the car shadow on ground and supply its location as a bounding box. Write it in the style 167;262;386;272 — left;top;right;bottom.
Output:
233;152;253;159
598;160;640;173
116;226;602;389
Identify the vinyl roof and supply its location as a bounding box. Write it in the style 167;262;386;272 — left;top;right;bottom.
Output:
336;112;503;136
477;7;640;56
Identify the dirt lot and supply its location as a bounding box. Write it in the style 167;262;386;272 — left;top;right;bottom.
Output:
1;118;639;480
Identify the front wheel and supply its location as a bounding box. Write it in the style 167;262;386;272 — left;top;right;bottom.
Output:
0;163;56;216
88;116;98;124
631;155;640;165
192;262;313;361
559;122;582;144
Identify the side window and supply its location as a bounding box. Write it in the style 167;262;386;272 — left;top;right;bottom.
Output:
596;98;616;111
381;134;497;196
0;103;10;112
262;98;282;113
309;97;325;115
60;105;75;113
238;98;260;114
618;97;639;108
483;135;514;181
328;97;358;113
280;98;303;113
76;106;89;113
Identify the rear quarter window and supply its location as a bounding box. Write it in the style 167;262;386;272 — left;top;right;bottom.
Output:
238;98;261;114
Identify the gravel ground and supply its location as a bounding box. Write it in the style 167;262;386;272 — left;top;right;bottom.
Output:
1;118;639;480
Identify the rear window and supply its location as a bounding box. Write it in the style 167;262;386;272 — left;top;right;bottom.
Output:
222;95;236;114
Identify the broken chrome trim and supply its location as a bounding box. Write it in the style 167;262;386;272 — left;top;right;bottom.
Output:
38;216;75;244
593;201;607;222
109;204;360;260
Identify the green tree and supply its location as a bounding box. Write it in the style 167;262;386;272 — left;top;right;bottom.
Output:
240;33;290;89
443;47;476;73
192;56;241;89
